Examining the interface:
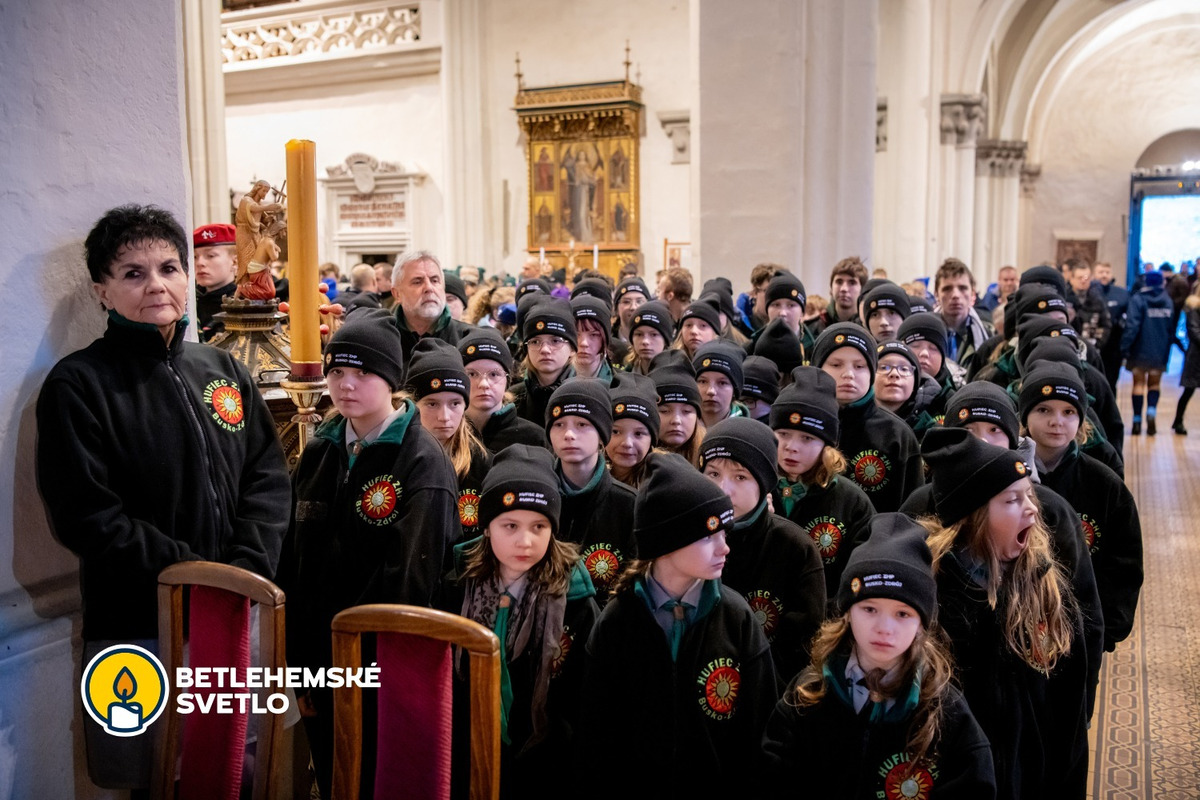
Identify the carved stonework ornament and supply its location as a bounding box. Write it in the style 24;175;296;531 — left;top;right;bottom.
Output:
325;153;404;191
975;140;1027;177
940;94;987;147
1021;163;1042;198
222;4;421;66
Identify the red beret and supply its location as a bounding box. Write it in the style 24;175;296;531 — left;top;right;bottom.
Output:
193;223;236;248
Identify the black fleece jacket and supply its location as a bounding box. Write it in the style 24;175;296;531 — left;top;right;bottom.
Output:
477;403;548;453
773;476;875;601
837;394;925;512
580;582;778;799
36;317;290;641
720;506;827;685
556;462;638;599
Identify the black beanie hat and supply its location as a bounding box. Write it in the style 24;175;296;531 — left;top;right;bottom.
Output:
701;417;779;500
406;338;470;400
1005;284;1069;339
703;277;734;297
1144;270;1165;287
1016;315;1079;371
897;313;948;358
907;295;932;314
571;294;612;345
1018;362;1087;422
323;307;404;390
765;273;807;310
862;283;912;320
811;323;878;373
771;367;840;445
1017;337;1080;378
634;452;736;560
650;357;701;411
629;301;676;344
752;317;805;375
679;301;722;335
692;340;745;395
944;382;1020;448
615;276;650;303
570;277;614;306
698;289;736;324
479;444;561;535
740;356;781;404
921;427;1032;525
837;513;938;625
443;271;468;307
459;326;514;372
875;340;921;375
609;372;661;444
546;377;613;445
1019;265;1068;297
516;277;552;301
861;278;889;299
523;296;578;349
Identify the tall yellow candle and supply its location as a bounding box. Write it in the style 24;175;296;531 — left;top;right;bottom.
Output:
286;139;322;376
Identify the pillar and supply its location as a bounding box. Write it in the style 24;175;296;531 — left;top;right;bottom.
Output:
183;0;229;227
936;94;986;266
973;140;1026;285
694;0;878;292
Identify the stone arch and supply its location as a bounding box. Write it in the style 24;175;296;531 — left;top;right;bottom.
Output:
1136;129;1200;169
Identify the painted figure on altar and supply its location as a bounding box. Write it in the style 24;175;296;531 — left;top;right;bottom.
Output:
535;200;553;243
235;179;285;300
561;144;606;243
610;145;629;190
535;146;555;192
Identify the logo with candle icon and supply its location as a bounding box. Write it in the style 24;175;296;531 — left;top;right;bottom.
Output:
80;645;168;737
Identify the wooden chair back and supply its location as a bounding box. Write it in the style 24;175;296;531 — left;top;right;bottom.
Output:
154;561;287;800
330;604;501;800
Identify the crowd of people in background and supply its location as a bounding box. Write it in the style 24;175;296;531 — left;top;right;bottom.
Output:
46;203;1200;798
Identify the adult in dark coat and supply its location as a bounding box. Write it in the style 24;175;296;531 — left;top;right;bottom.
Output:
387;251;475;362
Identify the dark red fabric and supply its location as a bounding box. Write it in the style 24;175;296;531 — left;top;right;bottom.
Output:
178;585;252;800
373;633;454;800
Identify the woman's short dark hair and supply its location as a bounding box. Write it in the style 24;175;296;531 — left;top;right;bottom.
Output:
84;204;189;283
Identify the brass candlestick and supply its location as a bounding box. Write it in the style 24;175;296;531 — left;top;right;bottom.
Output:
279;374;326;451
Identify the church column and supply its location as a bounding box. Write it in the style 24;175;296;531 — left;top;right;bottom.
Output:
936;94;986;265
441;0;492;268
874;0;932;280
693;0;878;292
182;0;229;226
973;140;1026;285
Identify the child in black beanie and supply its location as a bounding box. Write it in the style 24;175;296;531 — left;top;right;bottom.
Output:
1019;363;1143;655
605;372;660;489
511;296;578;425
811;323;925;512
545;378;638;597
278;308;460;799
446;444;600;797
459;327;547;454
700;417;826;684
763;514;996;799
579;453;777;799
770;367;875;600
920;427;1090;800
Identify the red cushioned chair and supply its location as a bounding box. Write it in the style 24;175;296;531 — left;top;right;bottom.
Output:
330;604;501;800
153;561;287;800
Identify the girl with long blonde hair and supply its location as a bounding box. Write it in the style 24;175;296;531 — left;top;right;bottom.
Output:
762;514;995;798
921;426;1089;800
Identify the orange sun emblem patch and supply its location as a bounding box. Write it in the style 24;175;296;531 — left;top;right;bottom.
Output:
882;761;935;800
809;522;843;559
835;334;846;344
430;378;442;390
850;577;863;594
746;595;781;638
502;492;516;507
789;412;801;424
704;665;740;716
615;404;626;414
204;381;245;430
357;478;400;525
466;345;476;355
550;628;574;677
706;515;720;531
1042;385;1053;395
958;408;970;420
854;453;888;487
458;491;480;527
584;548;621;588
1015;461;1027;476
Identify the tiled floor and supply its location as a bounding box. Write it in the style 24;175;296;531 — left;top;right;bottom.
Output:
1088;385;1200;800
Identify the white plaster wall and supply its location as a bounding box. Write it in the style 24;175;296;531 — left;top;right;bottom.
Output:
481;0;691;278
224;74;446;267
0;0;189;796
1027;26;1200;271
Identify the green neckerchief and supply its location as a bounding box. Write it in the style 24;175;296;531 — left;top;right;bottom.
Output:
845;385;876;411
822;651;923;724
731;496;769;533
394;303;451;335
634;576;722;661
557;456;605;497
730;401;749;418
493;591;515;744
911;410;939;436
776;476;808;517
315;400;416;469
596;359;614;384
492;402;517;418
